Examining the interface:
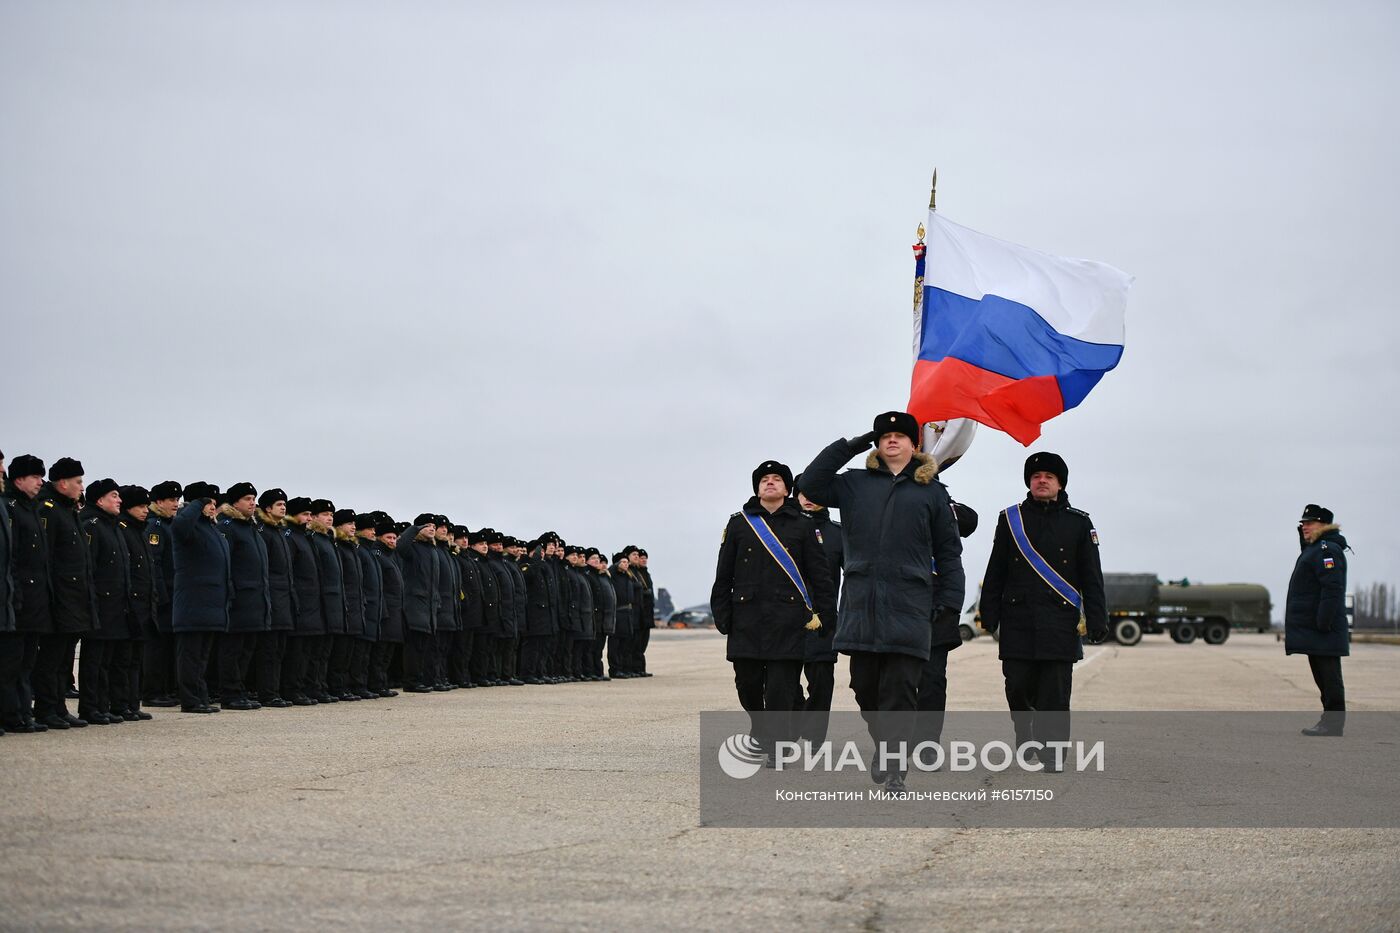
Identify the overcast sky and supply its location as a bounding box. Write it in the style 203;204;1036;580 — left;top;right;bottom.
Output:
3;1;1397;616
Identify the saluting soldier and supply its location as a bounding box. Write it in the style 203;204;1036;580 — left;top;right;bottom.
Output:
116;485;158;721
34;457;96;729
2;455;51;732
254;489;297;708
711;460;837;760
979;452;1107;769
142;480;182;707
217;482;270;710
800;413;966;792
172;482;231;713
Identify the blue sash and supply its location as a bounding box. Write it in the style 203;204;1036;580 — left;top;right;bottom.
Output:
1003;504;1082;611
742;512;812;612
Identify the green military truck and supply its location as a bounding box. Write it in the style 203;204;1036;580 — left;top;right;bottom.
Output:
1104;573;1272;646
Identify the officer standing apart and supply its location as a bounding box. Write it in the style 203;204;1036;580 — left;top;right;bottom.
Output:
711;460;837;760
979;452;1107;769
792;473;843;748
1285;504;1350;737
800;412;965;792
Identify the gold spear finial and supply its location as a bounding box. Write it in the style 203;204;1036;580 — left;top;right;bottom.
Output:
929;168;937;211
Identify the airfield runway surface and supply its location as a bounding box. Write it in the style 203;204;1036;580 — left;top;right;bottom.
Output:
2;631;1397;931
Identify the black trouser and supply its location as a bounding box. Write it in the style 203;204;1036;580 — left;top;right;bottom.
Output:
327;635;354;695
469;632;493;683
633;624;651;673
281;634;313;699
572;638;591;677
219;632;258;703
308;634;332;695
732;657;803;754
176;631;218;709
848;651;924;775
110;640;141;714
1307;654;1346;732
801;660;836;745
32;633;77;719
403;630;434;688
449;629;473;685
256;631;289;702
349;639;372;692
432;630;453;685
369;641;397;692
143;629;177;700
520;634;546;679
914;647;951;746
0;632;40;726
78;637;117;718
1002;657;1074;751
500;636;519;680
608;631;631;675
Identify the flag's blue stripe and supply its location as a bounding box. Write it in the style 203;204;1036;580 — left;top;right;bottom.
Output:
918;286;1123;409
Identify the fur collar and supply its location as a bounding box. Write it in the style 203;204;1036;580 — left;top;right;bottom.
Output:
1305;522;1342;544
865;449;938;485
334;527;357;544
256;508;284;527
219;503;251;523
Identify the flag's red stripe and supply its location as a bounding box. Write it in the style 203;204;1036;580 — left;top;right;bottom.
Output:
908;358;1064;447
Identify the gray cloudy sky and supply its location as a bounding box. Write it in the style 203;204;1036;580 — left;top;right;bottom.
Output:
3;1;1397;614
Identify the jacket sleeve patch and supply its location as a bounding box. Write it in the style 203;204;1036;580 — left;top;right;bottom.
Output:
1323;557;1335;569
1090;529;1099;546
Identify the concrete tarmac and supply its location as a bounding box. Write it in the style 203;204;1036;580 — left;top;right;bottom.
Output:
2;631;1397;931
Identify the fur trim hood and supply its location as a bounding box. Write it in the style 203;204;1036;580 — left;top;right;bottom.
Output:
219;503;252;523
865;449;938;485
256;508;284;527
334;527;358;544
1304;522;1342;545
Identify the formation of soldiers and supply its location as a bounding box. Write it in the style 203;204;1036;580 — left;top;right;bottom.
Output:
0;451;659;734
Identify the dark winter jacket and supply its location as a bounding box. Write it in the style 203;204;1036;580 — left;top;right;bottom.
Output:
83;506;132;640
634;565;656;629
373;542;405;643
308;526;345;635
433;542;461;633
522;555;557;637
710;497;838;662
455;548;485;632
980;493;1107;662
257;511;298;633
1285;525;1350;658
5;483;50;633
799;442;966;661
146;507;176;633
484;553;515;637
609;564;636;637
801;508;844;663
0;494;12;633
219;506;271;634
38;483;98;635
171;499;232;633
568;564;595;638
397;526;440;635
287;523;325;636
118;512;159;638
357;538;384;642
335;531;365;637
590;568;617;635
471;550;500;635
504;558;528;637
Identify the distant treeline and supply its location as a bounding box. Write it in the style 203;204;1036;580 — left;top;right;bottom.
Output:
1354;582;1400;630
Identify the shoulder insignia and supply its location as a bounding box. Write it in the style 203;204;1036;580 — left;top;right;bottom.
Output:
1323;556;1335;570
119;521;127;528
1090;528;1099;546
220;518;231;526
84;517;97;526
149;533;160;545
814;528;824;545
42;500;54;508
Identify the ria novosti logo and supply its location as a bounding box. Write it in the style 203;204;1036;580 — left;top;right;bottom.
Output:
717;733;766;779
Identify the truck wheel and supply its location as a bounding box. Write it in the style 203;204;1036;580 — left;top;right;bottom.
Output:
959;624;975;642
1172;624;1197;644
1112;619;1142;646
1203;620;1229;644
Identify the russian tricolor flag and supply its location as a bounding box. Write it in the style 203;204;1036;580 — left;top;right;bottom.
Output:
909;212;1133;446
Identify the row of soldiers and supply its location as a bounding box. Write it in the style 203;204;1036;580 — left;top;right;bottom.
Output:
0;452;658;733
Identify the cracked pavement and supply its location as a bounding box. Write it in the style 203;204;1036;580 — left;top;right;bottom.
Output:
1;631;1397;931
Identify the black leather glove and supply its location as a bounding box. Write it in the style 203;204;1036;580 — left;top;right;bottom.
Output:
847;431;878;452
979;615;998;635
1087;623;1109;644
715;617;730;635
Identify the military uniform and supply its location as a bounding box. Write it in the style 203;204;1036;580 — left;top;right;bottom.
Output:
34;472;98;727
217;493;271;710
142;486;181;705
1;458;51;731
980;453;1106;757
